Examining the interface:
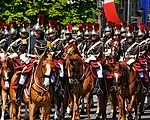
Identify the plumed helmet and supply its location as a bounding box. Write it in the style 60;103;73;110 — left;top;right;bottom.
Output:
4;24;10;35
77;31;82;36
9;20;17;34
65;24;72;34
20;21;28;33
120;27;126;33
84;25;89;36
91;23;99;35
77;24;84;36
104;26;111;32
126;31;133;37
45;20;57;35
33;18;42;31
137;29;144;37
114;29;120;36
139;23;145;32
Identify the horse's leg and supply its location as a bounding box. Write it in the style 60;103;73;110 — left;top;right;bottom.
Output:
60;92;68;119
80;97;85;114
29;103;37;120
9;103;12;119
12;103;17;120
134;99;138;120
110;90;117;120
54;92;61;119
72;93;79;120
86;92;91;120
117;95;125;120
127;95;135;120
44;106;51;120
17;105;21;120
24;105;28;119
100;94;107;120
1;90;7;120
138;94;146;120
67;95;73;115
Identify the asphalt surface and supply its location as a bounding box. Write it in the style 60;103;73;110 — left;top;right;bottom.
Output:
1;95;150;120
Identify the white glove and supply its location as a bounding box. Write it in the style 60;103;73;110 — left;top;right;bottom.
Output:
20;53;30;64
9;53;18;58
5;81;9;88
0;53;5;61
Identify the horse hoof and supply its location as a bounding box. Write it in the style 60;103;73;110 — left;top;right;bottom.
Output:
65;113;70;116
80;109;86;114
127;114;133;120
95;113;100;119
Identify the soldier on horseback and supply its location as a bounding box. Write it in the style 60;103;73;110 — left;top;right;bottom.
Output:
64;24;75;48
84;24;103;95
31;19;45;55
8;21;36;105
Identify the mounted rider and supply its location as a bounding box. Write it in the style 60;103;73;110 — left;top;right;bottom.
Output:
76;24;84;45
31;18;45;55
64;24;75;48
0;24;11;52
8;21;36;105
84;24;103;95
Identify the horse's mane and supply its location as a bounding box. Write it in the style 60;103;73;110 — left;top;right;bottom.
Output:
117;61;130;83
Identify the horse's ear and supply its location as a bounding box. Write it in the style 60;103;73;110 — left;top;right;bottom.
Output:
40;48;48;61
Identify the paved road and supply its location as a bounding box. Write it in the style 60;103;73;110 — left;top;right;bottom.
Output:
1;95;150;120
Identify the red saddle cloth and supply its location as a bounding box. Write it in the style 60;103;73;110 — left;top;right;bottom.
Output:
133;63;143;72
138;58;147;65
54;59;64;68
106;58;114;67
90;60;102;68
11;73;31;90
106;71;113;79
13;57;35;73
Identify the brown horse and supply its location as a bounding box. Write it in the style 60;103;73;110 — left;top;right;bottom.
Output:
113;61;138;120
29;51;54;120
63;43;96;120
9;65;30;119
0;56;14;120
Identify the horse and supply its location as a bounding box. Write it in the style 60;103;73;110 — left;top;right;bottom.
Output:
0;56;14;120
95;55;116;120
112;61;139;120
63;43;96;120
29;51;54;120
53;58;69;120
9;59;31;120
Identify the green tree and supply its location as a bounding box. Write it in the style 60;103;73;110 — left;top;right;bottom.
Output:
0;0;99;25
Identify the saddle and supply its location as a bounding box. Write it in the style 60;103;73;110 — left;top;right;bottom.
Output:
54;59;64;69
11;73;31;90
90;60;101;68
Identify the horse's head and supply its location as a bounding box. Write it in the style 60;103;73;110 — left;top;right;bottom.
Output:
63;43;81;60
113;62;130;86
111;40;120;56
0;55;14;89
35;50;55;90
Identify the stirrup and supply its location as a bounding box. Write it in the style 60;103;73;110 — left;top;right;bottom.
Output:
97;88;103;95
15;98;21;106
142;87;147;94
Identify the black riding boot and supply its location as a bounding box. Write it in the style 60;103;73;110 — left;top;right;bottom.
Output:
16;84;24;105
96;78;103;95
59;77;65;96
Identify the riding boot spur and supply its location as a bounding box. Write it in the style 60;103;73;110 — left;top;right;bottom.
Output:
16;74;28;105
96;78;103;95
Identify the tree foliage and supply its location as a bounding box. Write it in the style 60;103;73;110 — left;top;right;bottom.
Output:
0;0;100;25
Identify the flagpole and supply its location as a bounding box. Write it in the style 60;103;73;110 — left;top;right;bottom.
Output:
28;21;31;54
127;0;130;24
